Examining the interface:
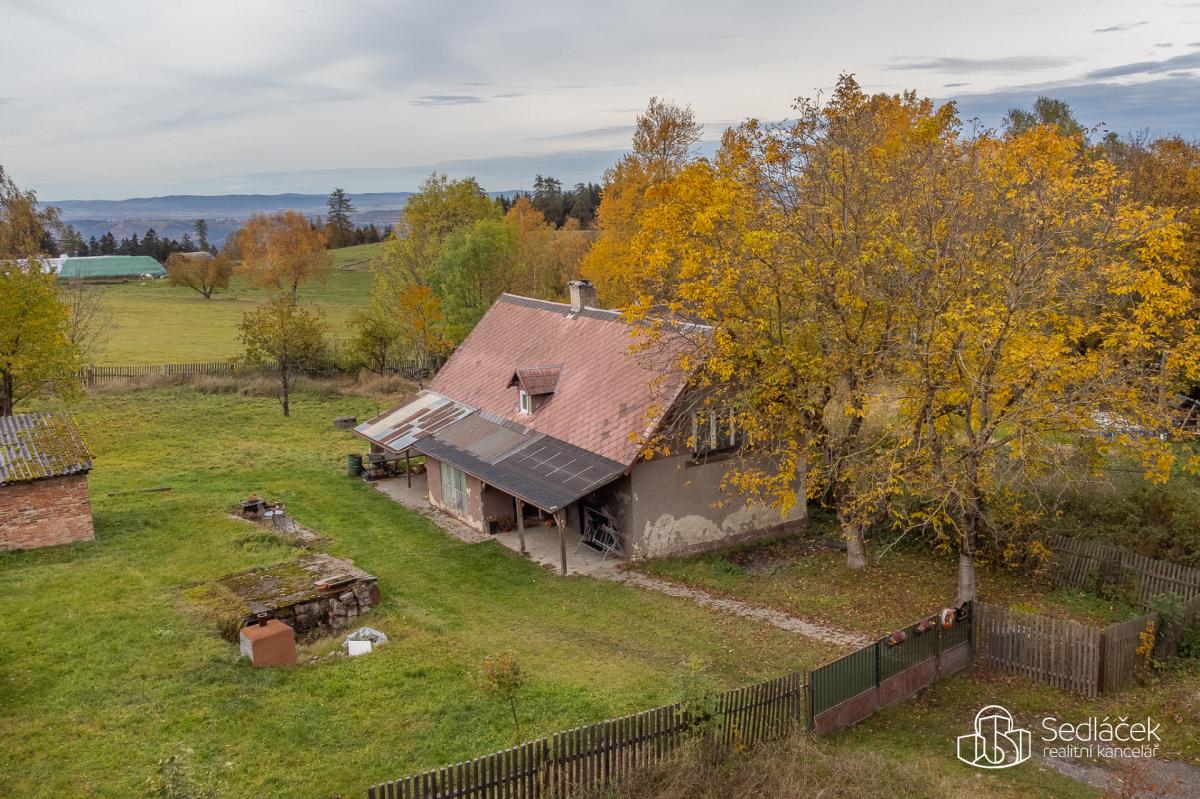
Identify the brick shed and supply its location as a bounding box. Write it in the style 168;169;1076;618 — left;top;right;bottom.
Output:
0;413;95;551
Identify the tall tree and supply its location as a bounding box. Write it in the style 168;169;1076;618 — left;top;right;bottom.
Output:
0;165;62;258
0;166;79;414
437;217;518;341
0;261;80;415
581;97;703;305
165;252;234;299
239;297;327;417
194;218;210;252
627;77;955;569
895;124;1195;601
60;280;113;363
326;188;356;249
1004;96;1086;140
232;211;331;300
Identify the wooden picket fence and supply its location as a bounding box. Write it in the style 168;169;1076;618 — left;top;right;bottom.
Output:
974;600;1192;697
1048;536;1200;608
1102;612;1159;694
366;671;806;799
975;602;1103;697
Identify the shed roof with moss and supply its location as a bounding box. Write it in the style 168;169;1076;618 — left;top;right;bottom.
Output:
57;255;165;279
0;413;93;486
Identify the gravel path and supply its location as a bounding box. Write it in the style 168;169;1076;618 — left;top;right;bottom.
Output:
611;570;872;648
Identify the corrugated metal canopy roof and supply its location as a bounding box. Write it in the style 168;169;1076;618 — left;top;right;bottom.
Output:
0;413;93;486
353;391;473;453
413;412;624;512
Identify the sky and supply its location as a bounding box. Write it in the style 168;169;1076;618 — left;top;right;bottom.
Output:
4;0;1200;200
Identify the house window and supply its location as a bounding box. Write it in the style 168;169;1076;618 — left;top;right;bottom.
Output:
691;406;740;459
440;463;469;516
518;390;531;414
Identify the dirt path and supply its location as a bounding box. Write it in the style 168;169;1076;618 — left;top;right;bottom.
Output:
1040;754;1200;798
610;570;872;648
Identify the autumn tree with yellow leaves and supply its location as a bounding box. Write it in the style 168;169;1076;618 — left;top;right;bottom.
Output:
581;97;703;306
231;211;331;300
623;76;1198;600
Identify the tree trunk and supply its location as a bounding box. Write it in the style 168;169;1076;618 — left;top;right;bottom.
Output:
280;367;290;417
957;551;977;603
0;371;13;416
845;523;868;570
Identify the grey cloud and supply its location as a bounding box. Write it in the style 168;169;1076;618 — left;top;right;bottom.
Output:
1084;49;1200;79
951;74;1200;137
943;82;970;88
1093;21;1148;33
529;124;637;142
412;95;485;106
892;55;1072;73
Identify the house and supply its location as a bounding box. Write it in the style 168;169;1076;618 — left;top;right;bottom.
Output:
51;255;166;280
355;280;804;571
0;413;95;550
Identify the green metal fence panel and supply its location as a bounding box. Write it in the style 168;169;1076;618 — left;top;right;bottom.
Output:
809;643;877;716
880;621;938;680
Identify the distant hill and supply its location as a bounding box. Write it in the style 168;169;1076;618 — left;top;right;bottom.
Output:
46;191;418;247
47;190;517;247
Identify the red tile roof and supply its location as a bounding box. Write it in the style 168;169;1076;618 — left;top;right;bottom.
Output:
429;294;693;467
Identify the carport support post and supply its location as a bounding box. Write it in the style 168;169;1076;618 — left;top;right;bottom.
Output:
554;510;567;575
405;448;412;489
516;498;526;554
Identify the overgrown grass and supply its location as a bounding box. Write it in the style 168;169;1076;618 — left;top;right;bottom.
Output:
0;387;829;799
580;725;1094;799
632;520;1134;638
89;242;384;364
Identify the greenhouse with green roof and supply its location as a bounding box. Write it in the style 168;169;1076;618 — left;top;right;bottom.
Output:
53;255;165;280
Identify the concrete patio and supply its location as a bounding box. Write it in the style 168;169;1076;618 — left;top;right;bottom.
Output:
371;475;613;575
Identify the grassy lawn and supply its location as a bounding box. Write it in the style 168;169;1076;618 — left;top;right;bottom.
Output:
90;242;384;364
0;387;832;799
835;664;1200;796
632;520;1135;638
7;387;1188;798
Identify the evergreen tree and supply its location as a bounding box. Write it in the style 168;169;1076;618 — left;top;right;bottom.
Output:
194;218;210;252
180;232;195;252
128;232;140;256
98;232;117;255
532;175;566;227
87;236;99;256
141;228;161;260
326;188;356;248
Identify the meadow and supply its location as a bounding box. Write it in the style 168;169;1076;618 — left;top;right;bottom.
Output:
0;387;827;798
0;386;1108;799
87;242;384;364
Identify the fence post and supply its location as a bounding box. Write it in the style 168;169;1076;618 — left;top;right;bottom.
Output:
804;672;813;732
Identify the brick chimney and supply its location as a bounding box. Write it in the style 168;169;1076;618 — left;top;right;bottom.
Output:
568;279;597;313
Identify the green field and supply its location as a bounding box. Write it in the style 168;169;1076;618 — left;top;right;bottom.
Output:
89;242;384;364
0;387;833;799
18;385;1199;796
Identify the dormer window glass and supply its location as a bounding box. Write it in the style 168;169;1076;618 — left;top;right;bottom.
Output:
519;390;532;414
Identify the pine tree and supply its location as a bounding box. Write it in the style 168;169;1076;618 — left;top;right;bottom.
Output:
99;232;117;255
194;218;210;252
87;236;99;256
141;228;161;261
326;188;355;248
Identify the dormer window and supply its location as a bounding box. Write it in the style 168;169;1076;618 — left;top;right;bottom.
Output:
509;365;563;416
